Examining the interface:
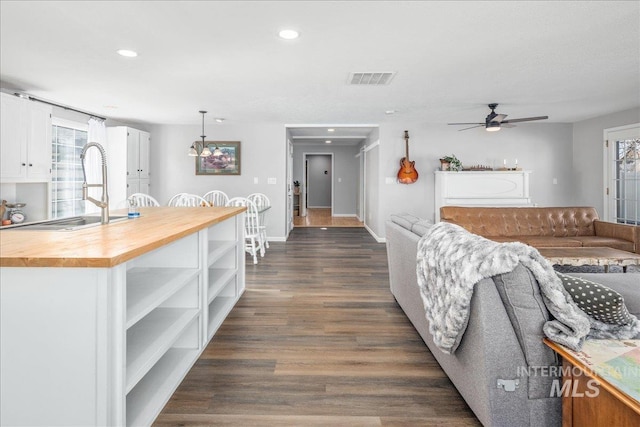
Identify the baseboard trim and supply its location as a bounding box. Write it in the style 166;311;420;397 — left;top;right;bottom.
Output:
332;214;357;218
364;224;385;243
267;237;287;242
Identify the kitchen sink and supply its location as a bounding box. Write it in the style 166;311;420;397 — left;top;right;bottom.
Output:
4;215;129;231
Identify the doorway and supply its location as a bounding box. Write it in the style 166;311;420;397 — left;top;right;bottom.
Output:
286;125;376;232
604;123;640;224
305;153;332;212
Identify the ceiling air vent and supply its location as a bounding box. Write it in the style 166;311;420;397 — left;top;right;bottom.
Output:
348;72;396;85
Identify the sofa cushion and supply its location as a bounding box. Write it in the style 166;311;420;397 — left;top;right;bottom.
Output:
557;273;635;325
568;236;635;253
440;206;599;237
492;264;559;399
411;220;433;237
486;236;522;243
389;213;422;231
518;236;583;248
389;213;433;237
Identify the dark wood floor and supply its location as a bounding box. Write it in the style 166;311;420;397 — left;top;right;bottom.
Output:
154;228;480;426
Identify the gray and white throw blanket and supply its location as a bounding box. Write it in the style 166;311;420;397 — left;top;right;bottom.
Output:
416;222;639;354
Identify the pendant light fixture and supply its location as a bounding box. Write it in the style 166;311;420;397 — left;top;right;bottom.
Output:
188;110;213;157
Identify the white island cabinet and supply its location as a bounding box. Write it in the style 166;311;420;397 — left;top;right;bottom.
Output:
0;207;245;427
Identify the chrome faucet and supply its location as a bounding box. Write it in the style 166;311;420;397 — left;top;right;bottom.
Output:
80;142;109;224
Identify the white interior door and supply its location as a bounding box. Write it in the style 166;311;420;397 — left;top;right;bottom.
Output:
286;139;293;235
604;124;640;224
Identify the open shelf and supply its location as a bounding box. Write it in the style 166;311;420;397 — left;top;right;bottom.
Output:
126;308;199;393
126;268;200;329
207;277;237;339
126;347;199;427
207;297;235;340
207;240;236;266
208;268;237;304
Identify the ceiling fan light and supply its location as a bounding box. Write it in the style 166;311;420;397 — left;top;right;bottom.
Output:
486;122;501;132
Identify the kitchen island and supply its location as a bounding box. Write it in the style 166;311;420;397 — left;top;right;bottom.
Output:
0;207;246;427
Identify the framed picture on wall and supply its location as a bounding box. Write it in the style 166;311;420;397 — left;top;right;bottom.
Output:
195;141;241;175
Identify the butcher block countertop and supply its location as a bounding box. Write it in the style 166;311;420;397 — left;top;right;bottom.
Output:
0;207;245;268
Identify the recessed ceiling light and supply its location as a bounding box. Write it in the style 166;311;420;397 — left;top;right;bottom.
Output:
385;110;396;115
117;49;138;57
327;128;335;132
278;29;299;40
215;118;225;123
325;140;332;144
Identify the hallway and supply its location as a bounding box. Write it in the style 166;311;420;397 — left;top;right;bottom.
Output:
155;227;479;426
293;208;364;228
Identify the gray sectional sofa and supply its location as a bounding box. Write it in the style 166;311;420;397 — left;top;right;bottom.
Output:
385;214;640;427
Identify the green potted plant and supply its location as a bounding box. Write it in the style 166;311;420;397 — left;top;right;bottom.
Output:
293;180;300;194
440;154;463;172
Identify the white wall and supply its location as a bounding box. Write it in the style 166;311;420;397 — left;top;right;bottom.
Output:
149;122;288;240
572;107;640;214
364;141;381;238
375;122;575;227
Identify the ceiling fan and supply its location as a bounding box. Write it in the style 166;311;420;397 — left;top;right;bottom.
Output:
448;103;548;132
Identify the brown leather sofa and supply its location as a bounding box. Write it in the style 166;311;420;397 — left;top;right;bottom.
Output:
440;206;639;254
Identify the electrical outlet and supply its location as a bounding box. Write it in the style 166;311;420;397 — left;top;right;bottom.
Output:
553;178;558;185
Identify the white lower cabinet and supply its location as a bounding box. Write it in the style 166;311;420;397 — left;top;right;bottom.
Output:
0;213;245;427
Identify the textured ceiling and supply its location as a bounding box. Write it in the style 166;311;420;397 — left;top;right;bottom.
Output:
1;1;638;132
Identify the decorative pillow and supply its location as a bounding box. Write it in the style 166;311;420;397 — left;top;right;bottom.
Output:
557;272;634;325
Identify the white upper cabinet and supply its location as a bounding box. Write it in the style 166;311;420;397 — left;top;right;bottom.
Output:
107;126;151;207
0;93;52;182
127;128;150;180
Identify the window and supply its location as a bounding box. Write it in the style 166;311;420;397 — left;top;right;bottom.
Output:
51;119;88;218
614;137;639;224
605;124;640;225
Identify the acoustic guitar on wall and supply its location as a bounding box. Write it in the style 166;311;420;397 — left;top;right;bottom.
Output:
397;130;418;184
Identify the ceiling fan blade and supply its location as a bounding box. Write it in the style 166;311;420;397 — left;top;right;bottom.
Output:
501;123;516;128
490;114;508;123
502;115;548;124
448;122;484;125
457;124;484;131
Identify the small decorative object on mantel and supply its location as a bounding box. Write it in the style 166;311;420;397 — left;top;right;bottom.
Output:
439;154;462;171
497;159;522;171
397;130;418;184
464;164;493;171
293;181;300;194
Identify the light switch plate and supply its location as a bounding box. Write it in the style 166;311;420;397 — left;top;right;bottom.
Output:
268;177;277;185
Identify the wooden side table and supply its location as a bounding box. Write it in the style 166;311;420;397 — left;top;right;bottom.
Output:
544;339;640;427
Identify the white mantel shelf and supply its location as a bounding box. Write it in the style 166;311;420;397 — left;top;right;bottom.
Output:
434;170;532;222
